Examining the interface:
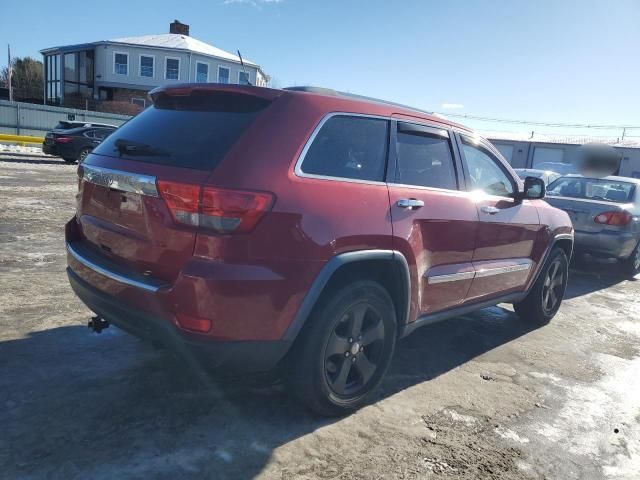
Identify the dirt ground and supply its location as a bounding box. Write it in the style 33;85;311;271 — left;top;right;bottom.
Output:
1;154;639;480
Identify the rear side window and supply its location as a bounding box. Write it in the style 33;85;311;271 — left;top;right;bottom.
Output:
396;128;457;190
300;115;389;182
93;91;270;170
547;177;635;203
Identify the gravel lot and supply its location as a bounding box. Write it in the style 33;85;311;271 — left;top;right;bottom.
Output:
1;154;639;480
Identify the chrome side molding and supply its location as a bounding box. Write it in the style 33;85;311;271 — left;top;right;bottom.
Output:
475;262;532;278
82;164;158;197
427;260;532;284
428;271;475;284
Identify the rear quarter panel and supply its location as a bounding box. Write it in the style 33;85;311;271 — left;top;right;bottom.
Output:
192;95;393;340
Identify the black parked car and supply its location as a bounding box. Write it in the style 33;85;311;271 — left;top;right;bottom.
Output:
43;124;117;164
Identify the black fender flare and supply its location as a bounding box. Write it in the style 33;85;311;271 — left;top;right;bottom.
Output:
282;249;411;342
528;232;574;289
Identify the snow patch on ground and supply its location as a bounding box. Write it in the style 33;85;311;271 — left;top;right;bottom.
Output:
533;353;640;478
495;427;530;444
0;143;43;154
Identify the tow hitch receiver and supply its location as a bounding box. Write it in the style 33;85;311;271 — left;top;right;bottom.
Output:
88;316;109;333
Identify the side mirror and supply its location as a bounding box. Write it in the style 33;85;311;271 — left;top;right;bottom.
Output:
519;176;546;200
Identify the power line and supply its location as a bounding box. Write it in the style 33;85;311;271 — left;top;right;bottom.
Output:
434;111;640;130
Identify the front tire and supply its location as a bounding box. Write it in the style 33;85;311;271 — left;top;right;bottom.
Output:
62;157;76;164
514;247;568;325
286;280;397;417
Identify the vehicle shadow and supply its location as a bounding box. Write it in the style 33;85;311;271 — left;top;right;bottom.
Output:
1;305;536;479
0;155;68;166
565;255;636;300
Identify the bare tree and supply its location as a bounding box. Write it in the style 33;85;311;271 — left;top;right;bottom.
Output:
1;56;44;101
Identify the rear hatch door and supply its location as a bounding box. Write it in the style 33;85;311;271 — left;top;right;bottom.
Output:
76;88;276;283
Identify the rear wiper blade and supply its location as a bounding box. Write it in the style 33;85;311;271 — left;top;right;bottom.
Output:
114;138;170;157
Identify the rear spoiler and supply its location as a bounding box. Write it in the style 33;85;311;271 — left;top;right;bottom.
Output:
149;84;283;104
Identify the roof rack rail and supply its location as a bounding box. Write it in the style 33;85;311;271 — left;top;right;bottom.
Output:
283;86;434;117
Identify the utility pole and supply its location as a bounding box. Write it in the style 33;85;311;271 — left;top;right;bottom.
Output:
7;44;13;102
622;128;626;141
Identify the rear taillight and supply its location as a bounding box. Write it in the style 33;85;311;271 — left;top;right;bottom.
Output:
157;181;274;233
594;211;632;226
54;135;73;144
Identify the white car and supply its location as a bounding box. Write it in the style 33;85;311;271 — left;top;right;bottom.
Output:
514;168;561;186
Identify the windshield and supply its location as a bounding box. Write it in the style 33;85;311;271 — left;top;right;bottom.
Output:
547;177;635;203
93;91;271;170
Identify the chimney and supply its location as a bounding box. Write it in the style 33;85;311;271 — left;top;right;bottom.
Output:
170;20;189;36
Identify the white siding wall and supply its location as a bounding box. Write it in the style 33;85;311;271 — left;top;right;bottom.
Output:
95;44;259;88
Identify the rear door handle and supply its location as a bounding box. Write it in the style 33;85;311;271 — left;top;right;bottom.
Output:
397;198;424;209
481;206;500;215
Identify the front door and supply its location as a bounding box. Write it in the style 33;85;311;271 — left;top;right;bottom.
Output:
456;134;541;301
388;121;478;319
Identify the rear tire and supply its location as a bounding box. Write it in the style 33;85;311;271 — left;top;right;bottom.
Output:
77;147;91;163
514;247;568;325
623;242;640;277
285;280;397;417
62;157;76;164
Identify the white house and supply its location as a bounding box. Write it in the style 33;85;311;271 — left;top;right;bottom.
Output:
40;20;269;108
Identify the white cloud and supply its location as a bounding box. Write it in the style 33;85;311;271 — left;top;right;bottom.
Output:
441;103;464;109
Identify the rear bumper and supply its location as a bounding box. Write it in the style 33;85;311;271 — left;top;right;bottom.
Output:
43;142;75;158
574;230;638;259
67;266;291;373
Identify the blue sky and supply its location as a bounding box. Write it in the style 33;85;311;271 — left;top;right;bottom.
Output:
3;0;639;137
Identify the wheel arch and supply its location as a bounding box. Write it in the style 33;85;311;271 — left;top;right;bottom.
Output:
283;250;411;342
528;233;574;290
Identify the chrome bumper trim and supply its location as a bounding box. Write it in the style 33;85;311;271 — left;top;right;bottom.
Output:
66;242;165;292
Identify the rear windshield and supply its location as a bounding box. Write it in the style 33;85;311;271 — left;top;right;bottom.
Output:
92;91;270;170
547;177;636;203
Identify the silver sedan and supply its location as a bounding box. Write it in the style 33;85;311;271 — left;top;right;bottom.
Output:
544;174;640;276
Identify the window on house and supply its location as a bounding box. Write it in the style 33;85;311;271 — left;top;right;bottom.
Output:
300;115;389;182
239;70;250;85
218;66;230;84
114;53;128;75
140;55;154;77
131;98;146;108
165;58;180;80
196;62;208;83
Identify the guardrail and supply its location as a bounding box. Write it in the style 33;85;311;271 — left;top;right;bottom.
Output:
0;134;44;146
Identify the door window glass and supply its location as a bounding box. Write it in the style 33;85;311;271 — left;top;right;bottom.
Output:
461;138;514;196
396;130;457;189
493;143;514;163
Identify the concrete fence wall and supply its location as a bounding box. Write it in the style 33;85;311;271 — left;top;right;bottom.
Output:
0;100;131;137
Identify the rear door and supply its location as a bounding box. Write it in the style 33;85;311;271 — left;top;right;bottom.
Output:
75;90;272;283
456;134;541;301
388;120;478;316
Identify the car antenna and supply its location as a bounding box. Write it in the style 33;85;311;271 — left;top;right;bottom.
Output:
237;50;252;86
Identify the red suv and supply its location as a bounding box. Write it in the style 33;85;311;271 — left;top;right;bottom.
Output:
66;84;573;416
